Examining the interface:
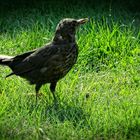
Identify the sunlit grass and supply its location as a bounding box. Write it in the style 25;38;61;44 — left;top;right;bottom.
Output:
0;1;140;139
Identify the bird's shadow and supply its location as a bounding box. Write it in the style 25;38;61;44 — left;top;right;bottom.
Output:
26;95;88;127
44;100;88;127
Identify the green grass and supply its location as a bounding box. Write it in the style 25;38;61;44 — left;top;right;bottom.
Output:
0;1;140;139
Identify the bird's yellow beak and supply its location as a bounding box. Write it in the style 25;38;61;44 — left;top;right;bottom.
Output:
77;18;89;24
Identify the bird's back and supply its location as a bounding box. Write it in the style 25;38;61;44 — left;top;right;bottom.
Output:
10;42;78;85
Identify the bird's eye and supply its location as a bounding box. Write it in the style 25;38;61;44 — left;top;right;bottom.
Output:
69;21;76;27
72;21;77;25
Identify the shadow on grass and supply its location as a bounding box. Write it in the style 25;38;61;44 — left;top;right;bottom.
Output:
45;101;89;127
23;94;88;127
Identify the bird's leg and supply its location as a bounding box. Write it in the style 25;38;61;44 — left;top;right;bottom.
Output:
35;84;42;104
50;82;57;101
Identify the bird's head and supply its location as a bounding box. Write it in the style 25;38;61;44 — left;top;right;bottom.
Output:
53;18;89;43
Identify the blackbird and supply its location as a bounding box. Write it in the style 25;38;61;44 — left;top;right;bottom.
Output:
0;18;88;102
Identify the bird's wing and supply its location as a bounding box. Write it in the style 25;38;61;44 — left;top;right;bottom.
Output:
12;43;61;75
9;49;36;68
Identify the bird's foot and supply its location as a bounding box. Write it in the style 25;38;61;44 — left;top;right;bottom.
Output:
53;98;59;109
36;93;44;97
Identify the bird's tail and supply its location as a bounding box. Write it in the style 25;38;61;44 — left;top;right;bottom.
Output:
0;55;13;66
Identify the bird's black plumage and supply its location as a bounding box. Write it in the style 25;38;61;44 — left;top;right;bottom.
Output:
0;18;88;102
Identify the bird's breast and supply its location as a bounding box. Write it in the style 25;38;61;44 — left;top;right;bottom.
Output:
61;44;78;75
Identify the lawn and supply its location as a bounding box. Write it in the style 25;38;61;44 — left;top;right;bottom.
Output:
0;0;140;139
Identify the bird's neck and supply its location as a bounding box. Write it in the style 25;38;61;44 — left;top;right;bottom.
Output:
53;32;76;44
